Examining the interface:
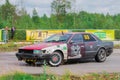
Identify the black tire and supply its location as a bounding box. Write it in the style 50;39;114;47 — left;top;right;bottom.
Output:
95;48;106;62
48;52;63;67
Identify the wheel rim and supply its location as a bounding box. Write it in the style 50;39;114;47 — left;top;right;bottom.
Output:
52;54;60;63
49;53;62;66
98;49;106;61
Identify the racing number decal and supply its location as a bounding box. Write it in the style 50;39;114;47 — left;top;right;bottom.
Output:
84;35;90;40
71;44;80;56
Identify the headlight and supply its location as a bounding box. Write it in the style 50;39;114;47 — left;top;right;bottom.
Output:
33;50;43;54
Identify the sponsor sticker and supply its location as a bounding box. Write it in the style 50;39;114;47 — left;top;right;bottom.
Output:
63;46;67;50
71;44;80;56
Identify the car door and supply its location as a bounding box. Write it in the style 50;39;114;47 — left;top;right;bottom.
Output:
67;34;85;59
82;34;99;57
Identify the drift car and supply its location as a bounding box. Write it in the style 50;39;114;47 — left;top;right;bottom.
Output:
16;32;113;67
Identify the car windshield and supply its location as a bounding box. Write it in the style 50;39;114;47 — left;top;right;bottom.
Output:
44;34;72;43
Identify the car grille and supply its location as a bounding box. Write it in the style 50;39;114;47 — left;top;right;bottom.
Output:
19;49;33;54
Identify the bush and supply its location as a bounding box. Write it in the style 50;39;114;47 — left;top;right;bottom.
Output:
8;29;26;41
115;29;120;40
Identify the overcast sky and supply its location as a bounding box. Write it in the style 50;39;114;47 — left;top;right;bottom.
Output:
0;0;120;17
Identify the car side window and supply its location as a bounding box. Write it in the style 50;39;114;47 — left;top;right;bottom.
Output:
71;34;83;43
83;34;96;42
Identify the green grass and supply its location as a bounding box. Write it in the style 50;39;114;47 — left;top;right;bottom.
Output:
114;44;120;49
0;72;57;80
0;42;32;52
0;72;34;80
0;72;120;80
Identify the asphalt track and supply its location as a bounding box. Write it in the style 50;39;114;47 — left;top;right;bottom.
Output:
0;49;120;75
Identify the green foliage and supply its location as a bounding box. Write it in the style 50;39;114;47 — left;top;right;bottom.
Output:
1;0;17;27
0;72;120;80
32;8;40;26
51;0;72;23
13;30;26;40
0;21;6;29
0;72;57;80
0;0;120;30
0;0;120;39
7;29;26;41
115;30;120;40
61;71;71;80
51;0;71;15
0;72;34;80
17;15;34;29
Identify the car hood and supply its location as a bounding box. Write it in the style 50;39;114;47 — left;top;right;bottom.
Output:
20;42;64;50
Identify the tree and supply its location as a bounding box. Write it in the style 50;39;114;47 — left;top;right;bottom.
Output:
51;0;71;16
51;0;72;23
17;14;34;29
1;0;17;26
32;8;40;25
17;8;27;16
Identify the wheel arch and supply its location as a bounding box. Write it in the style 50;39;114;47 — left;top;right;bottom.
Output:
95;47;107;62
96;47;106;56
97;47;106;53
54;50;64;60
49;50;64;66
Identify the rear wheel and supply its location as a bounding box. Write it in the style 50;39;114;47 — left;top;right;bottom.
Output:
48;52;63;67
95;48;106;62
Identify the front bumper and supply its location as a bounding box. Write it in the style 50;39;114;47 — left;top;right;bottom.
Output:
16;53;51;62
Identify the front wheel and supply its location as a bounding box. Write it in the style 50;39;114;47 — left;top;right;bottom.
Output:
48;52;63;67
95;48;106;62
